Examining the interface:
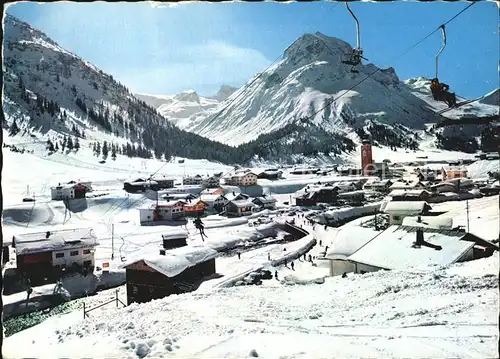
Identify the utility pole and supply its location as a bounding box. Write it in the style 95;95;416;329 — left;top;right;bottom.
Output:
111;223;115;260
466;200;470;233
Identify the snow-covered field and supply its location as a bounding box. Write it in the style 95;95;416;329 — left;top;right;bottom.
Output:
2;128;499;359
3;253;498;359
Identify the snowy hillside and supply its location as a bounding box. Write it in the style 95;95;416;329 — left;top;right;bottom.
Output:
208;84;238;102
184;32;442;146
1;15;256;165
135;90;219;128
479;88;499;106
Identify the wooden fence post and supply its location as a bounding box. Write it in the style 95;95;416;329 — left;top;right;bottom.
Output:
83;302;86;319
115;289;118;308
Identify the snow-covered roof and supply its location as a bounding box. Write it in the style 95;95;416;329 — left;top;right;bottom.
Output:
325;227;379;260
383;201;429;215
139;200;184;210
200;194;225;202
161;193;196;200
228;199;256;208
231;171;257;178
151;175;175;181
347;226;475;271
13;228;98;255
402;216;453;230
225;192;249;202
122;245;219;278
161;231;189;240
388;189;430;197
253;196;277;204
337;190;365;198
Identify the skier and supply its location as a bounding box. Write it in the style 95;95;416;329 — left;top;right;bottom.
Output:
290;261;295;271
193;217;207;239
237;252;241;260
267;252;271;261
274;270;279;280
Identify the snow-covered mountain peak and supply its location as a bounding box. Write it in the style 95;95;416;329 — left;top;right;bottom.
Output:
173;90;200;103
212;85;238;101
283;32;352;67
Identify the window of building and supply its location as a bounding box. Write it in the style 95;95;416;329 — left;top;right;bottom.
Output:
83;260;92;267
392;216;401;221
83;249;91;255
55;252;64;258
70;250;79;256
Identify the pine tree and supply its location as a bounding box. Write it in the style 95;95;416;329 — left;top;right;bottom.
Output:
55;142;59;152
102;141;109;159
74;137;80;151
61;136;67;151
9;120;20;136
111;144;117;160
46;139;55;152
67;136;74;150
96;142;102;157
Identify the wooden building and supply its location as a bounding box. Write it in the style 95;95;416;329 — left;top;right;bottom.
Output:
224;200;256;217
12;228;98;285
139;201;185;223
295;186;339;206
51;181;92;200
161;231;189;250
123;246;219;305
183;198;208;217
252;196;277;210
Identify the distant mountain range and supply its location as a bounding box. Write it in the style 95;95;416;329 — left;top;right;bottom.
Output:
3;15;498;165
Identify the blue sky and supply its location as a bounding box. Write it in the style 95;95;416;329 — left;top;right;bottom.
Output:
6;1;499;98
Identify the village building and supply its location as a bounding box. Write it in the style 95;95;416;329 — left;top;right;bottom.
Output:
200;187;224;196
164;185;203;195
202;175;221;189
224;199;257;217
337;190;365;204
401;216;453;230
161;231;189;251
324;228;376;277
290;167;320;175
364;179;393;192
226;171;258;186
123;179;159;193
161;193;197;202
139;201;185;223
183;175;203;186
123;245;219;305
150;175;175;189
225;191;250;202
252;196;277;210
256;169;283;180
51;181;92;200
388;189;432;202
200;194;228;212
183;198;208;217
346;226;498;274
295;186;339;206
443;167;468;180
12;228;98;285
382;201;432;225
389;180;427;191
